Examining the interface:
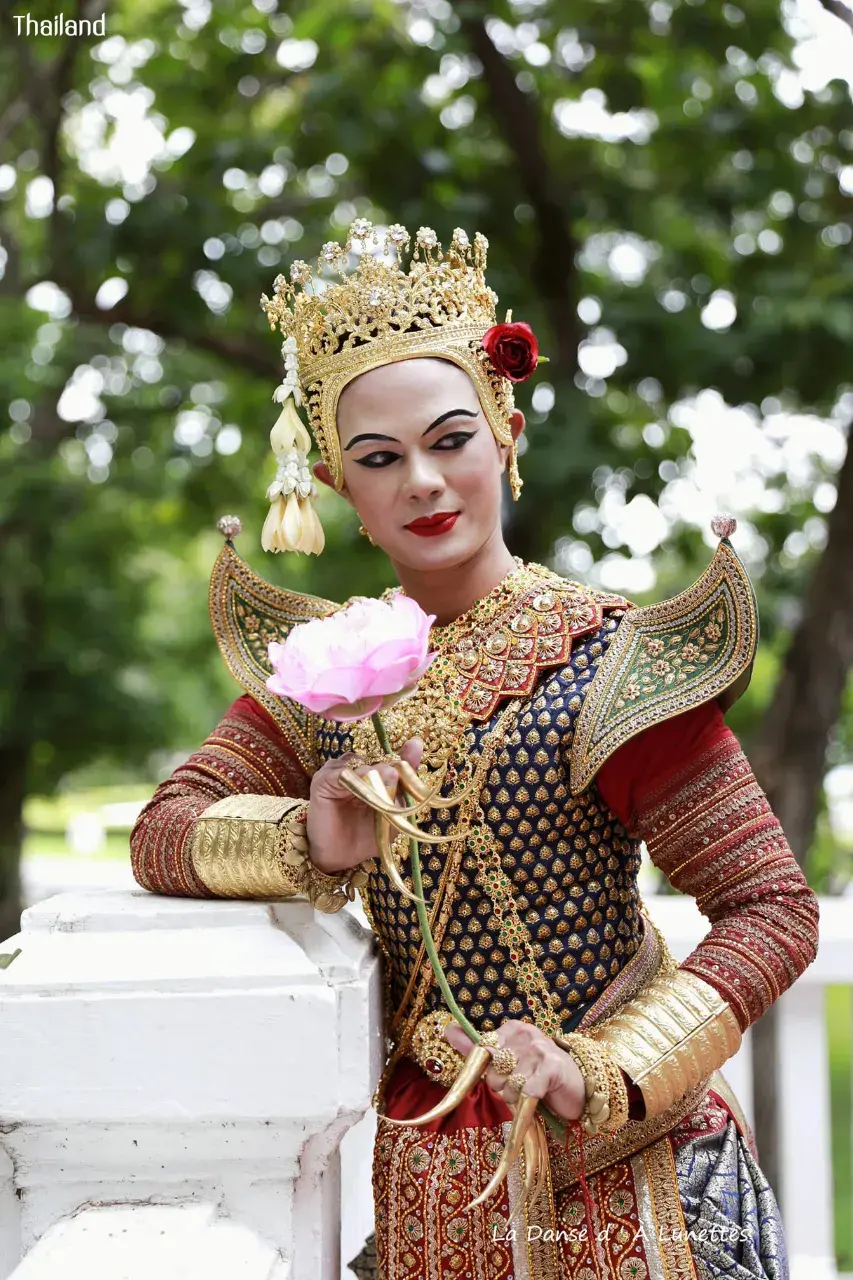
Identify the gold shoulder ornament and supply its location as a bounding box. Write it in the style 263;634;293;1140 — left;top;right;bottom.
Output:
570;515;758;795
209;516;341;774
568;515;756;1119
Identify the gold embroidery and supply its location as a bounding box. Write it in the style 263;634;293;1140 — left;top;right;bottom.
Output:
473;823;563;1035
189;794;308;898
571;539;758;793
376;698;529;1106
548;1074;711;1195
637;1138;699;1279
348;560;624;770
208;541;338;773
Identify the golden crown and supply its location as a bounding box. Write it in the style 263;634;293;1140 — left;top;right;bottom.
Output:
257;218;520;555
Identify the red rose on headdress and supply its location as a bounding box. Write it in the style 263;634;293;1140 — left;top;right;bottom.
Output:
481;321;539;383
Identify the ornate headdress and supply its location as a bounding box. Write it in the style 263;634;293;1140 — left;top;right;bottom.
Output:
259;218;543;554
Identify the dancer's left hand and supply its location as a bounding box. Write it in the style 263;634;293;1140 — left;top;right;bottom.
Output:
444;1019;585;1121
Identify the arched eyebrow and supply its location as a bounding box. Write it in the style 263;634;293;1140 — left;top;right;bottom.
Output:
343;407;478;451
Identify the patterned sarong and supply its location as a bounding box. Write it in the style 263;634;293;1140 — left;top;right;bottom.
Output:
373;1062;788;1280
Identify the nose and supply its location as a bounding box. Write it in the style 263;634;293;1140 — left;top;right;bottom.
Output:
401;448;446;504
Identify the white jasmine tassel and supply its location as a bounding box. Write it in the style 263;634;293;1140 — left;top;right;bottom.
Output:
261;398;325;555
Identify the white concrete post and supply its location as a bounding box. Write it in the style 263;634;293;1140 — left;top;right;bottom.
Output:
777;978;836;1280
0;889;382;1280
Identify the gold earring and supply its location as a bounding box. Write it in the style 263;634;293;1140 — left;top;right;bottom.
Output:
359;524;377;546
507;441;523;500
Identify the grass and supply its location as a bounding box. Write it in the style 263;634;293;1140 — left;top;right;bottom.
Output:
23;785;151;861
24;829;134;860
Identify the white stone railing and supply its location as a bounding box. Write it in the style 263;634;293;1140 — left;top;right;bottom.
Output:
0;889;849;1280
0;889;382;1280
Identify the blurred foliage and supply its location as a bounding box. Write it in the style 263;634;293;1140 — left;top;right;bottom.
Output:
0;0;852;885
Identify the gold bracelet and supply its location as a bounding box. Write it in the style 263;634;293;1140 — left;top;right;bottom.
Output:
554;1031;630;1136
278;804;376;914
408;1009;465;1087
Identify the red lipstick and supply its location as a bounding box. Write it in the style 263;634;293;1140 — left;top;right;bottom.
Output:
404;511;460;537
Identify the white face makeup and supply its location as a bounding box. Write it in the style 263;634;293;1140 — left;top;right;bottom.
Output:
332;357;518;572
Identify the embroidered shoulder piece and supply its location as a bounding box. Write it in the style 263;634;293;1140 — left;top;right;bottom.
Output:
570;538;758;794
209;541;341;773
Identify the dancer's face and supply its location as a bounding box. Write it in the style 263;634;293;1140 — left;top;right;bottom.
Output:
317;358;525;572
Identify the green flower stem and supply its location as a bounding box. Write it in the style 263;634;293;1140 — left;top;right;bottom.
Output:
370;713;566;1140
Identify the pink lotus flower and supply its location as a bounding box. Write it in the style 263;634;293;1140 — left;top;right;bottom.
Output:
266;593;436;721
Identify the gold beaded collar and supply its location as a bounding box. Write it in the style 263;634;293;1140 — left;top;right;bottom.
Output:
386;559;626;722
207;535;627;772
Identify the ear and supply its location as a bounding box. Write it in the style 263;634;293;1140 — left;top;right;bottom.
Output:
498;410;526;468
509;409;526;443
313;460;353;507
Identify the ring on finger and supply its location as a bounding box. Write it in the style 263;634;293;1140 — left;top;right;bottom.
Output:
506;1070;527;1094
490;1046;518;1077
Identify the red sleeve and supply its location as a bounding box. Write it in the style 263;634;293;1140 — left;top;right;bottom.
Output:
130;693;311;897
596;701;727;833
594;700;819;1033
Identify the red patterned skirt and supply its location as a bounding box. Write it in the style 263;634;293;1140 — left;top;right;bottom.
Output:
373;1059;789;1280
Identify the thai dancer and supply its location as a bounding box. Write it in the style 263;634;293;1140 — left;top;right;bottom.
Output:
132;220;818;1280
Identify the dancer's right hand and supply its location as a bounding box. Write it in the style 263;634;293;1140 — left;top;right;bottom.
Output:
306;736;424;873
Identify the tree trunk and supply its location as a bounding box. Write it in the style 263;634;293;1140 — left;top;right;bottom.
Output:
0;744;27;944
458;10;581;377
748;428;853;1202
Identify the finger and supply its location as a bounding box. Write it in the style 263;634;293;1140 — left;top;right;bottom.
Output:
444;1021;476;1058
496;1077;524;1108
484;1065;515;1095
349;761;398;787
399;736;425;771
321;753;368;785
342;762;399;801
376;764;401;797
492;1057;542;1107
507;1064;550;1102
496;1021;553;1066
327;752;361;769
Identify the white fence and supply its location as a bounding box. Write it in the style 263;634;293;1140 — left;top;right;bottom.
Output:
0;890;849;1280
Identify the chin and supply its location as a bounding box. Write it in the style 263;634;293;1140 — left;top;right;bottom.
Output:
390;527;484;573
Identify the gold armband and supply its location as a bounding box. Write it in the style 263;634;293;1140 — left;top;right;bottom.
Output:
588;968;742;1119
554;1032;630;1136
189;795;373;912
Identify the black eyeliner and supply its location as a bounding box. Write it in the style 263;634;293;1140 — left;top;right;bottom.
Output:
352;430;476;468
